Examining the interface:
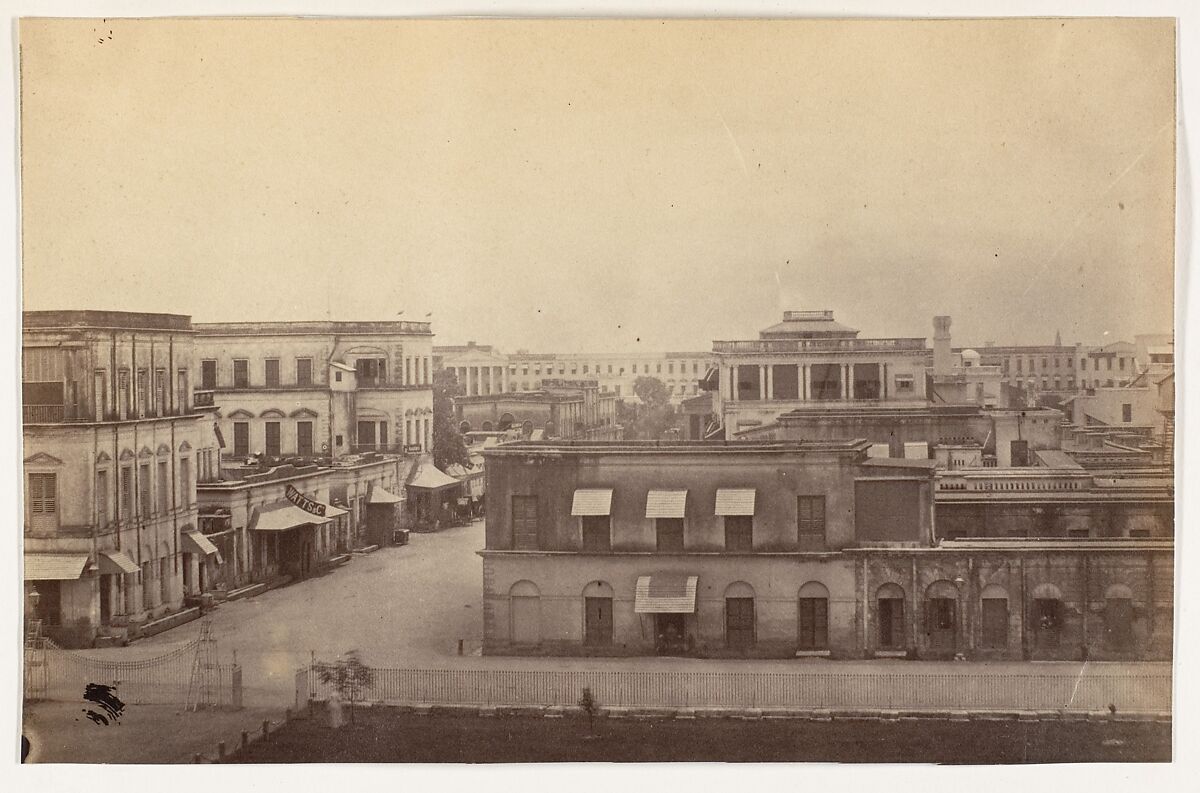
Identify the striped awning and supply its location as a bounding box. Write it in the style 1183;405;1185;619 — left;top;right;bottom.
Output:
251;502;332;532
645;489;687;518
24;553;90;581
715;488;756;516
98;550;139;575
181;530;222;564
634;574;699;613
571;489;613;516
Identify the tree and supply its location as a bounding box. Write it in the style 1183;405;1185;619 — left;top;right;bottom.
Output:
315;650;374;724
578;686;599;736
432;368;470;470
627;376;678;440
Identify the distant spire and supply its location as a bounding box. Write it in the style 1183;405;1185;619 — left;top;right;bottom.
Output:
1054;329;1062;347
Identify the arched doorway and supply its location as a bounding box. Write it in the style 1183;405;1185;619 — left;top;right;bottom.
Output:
1030;582;1063;651
499;413;515;431
924;580;958;654
980;583;1009;649
582;581;614;647
459;420;472;434
798;581;829;651
509;580;541;646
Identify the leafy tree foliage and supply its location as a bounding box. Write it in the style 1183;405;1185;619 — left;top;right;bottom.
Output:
618;376;678;439
432;368;470;470
315;650;374;723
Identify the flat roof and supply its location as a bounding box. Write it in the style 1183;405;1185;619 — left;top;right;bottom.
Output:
24;309;192;332
195;320;432;336
484;438;873;457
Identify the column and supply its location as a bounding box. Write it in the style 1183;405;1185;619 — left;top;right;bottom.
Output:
883;363;889;400
765;365;774;400
488;366;495;394
841;365;849;399
188;553;201;596
758;365;766;401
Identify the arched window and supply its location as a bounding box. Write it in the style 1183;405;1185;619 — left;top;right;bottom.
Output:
724;581;756;651
798;581;829;650
1104;583;1135;650
499;413;515;431
582;581;614;647
876;583;906;650
980;583;1009;649
459;420;472;434
481;421;493;432
509;580;541;645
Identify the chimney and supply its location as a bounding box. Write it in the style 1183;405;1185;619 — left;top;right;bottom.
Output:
933;316;953;376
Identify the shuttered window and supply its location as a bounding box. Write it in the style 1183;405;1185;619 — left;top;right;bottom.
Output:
233;360;249;388
233;422;250;458
157;460;169;513
581;515;611;552
725;598;755;650
797;495;826;550
982;599;1008;648
265;422;281;457
28;473;57;514
512;495;539;550
200;360;216;390
139;463;152;517
265;359;281;387
656;518;684;551
296;358;313;386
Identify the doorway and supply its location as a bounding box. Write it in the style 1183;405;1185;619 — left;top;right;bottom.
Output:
584;597;613;647
926;598;957;653
655;613;686;655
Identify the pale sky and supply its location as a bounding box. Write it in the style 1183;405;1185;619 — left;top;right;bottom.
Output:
19;18;1176;353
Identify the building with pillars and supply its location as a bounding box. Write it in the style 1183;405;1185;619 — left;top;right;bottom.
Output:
435;343;714;403
453;378;621;440
711;310;934;438
480;439;1172;661
22;310;223;647
194;321;434;461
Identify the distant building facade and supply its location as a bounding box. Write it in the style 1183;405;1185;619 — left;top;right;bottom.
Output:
435;343;714;404
22;310;222;647
453;379;620;440
194;321;434;460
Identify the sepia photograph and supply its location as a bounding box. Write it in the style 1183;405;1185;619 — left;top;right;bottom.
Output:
8;2;1191;781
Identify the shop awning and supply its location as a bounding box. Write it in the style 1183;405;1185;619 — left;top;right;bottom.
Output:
251;502;332;532
645;489;688;519
97;549;139;576
313;500;349;518
24;553;90;581
715;488;756;516
571;488;613;516
369;486;404;505
407;464;463;491
181;530;223;564
634;574;699;613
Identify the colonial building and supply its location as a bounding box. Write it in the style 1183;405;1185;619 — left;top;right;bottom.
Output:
453;379;620;440
196;453;411;592
435;343;715;404
194;320;434;460
22;310;223;647
479;440;1172;662
711;311;934;438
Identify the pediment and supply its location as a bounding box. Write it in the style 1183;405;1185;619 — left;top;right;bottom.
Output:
23;451;63;466
260;409;287;419
227;409;255;420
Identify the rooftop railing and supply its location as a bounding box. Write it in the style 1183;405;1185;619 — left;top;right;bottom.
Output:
713;337;929;353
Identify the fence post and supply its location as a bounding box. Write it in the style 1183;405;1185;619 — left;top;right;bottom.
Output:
231;665;243;709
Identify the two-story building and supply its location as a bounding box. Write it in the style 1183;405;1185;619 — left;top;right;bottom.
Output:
480;440;1172;662
453;378;620;440
194;321;435;461
22;310;222;647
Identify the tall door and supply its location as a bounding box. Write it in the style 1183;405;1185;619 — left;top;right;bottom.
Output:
879;598;905;649
99;574;112;623
725;598;755;650
265;422;281;457
297;421;314;457
584;597;613;646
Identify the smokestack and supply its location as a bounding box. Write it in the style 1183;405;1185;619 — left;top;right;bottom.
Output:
933;316;953;376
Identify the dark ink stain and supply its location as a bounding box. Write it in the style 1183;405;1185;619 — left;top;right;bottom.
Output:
21;735;30;763
83;683;125;726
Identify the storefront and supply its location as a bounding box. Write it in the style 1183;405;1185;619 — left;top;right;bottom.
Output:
365;485;404;546
249;502;331;581
24;554;96;647
405;463;464;531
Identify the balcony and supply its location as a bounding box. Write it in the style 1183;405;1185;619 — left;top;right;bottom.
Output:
713;337;929;354
348;443;411;455
194;389;215;407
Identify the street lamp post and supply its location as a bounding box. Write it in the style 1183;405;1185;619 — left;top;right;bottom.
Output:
953;576;967;661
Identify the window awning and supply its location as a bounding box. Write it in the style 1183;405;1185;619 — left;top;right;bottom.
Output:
369;486;404;505
645;489;687;518
715;488;756;516
634;574;699;613
98;549;139;576
571;488;613;516
24;553;90;581
181;530;223;564
251;502;332;532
